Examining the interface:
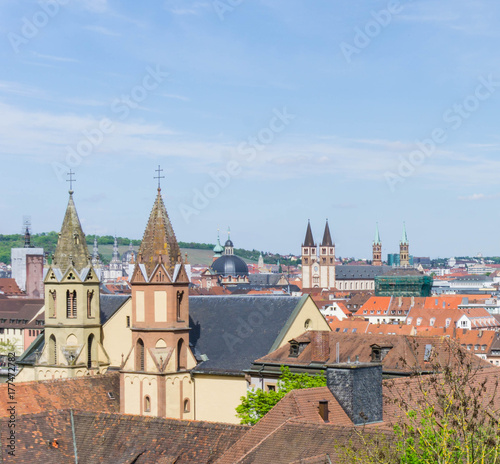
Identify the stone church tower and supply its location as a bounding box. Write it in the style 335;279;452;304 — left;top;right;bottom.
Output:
319;220;336;289
372;223;382;266
301;220;336;289
35;188;110;380
121;185;196;419
301;220;317;288
400;222;410;267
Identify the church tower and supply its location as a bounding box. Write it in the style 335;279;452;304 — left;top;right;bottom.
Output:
319;219;336;289
121;179;196;419
36;183;109;380
224;227;234;255
92;236;101;268
400;222;410;267
301;220;318;288
107;236;122;279
372;223;382;266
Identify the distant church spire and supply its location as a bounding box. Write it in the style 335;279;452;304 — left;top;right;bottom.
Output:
372;223;382;266
374;222;381;245
303;220;315;247
321;219;333;247
399;222;410;267
224;227;234;256
213;228;224;259
401;221;409;245
92;236;101;266
52;188;91;271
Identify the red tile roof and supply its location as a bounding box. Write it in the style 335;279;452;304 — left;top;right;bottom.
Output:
0;372;120;417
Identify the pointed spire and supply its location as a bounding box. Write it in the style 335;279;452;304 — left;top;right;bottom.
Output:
93;236;99;257
303;220;315;247
213;228;224;256
401;222;409;245
53;191;91;272
321;219;333;247
374;223;381;245
137;188;181;277
224;226;234;255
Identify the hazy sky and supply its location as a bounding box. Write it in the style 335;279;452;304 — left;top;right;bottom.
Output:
1;0;500;259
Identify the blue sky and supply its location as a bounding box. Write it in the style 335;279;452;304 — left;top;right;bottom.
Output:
1;0;500;259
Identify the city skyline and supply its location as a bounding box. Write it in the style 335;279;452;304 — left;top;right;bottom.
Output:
2;1;500;257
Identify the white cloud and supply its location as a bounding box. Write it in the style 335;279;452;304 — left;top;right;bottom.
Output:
158;93;190;101
32;52;78;63
84;25;120;36
458;193;500;201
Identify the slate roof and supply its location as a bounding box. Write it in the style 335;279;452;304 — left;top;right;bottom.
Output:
0;372;120;417
0;410;247;464
248;273;283;286
99;294;130;323
189;295;306;375
335;265;391;280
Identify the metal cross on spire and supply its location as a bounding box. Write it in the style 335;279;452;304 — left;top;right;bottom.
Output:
67;169;76;193
154;165;165;190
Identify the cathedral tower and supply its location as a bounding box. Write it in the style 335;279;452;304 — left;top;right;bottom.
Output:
319;220;336;289
36;185;109;380
372;223;382;266
301;220;318;288
400;222;410;267
121;181;195;419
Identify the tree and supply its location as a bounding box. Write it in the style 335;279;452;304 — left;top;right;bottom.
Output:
0;339;18;355
336;340;500;463
236;365;326;425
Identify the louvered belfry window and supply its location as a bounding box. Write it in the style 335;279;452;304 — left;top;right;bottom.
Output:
66;290;77;318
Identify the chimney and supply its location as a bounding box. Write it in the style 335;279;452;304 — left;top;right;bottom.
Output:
318;400;329;422
326;363;383;425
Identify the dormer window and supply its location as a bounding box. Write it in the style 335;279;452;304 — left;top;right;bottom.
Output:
371;346;381;362
290;342;300;357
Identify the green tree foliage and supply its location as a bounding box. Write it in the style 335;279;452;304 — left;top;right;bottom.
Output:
236;366;326;425
0;339;18;355
0;233;296;266
337;342;500;463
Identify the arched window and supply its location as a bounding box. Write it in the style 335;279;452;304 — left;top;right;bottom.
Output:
49;290;56;318
49;335;57;364
144;396;151;412
66;290;77;318
136;339;145;371
183;399;190;413
87;334;94;369
177;338;185;370
87;290;94;318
